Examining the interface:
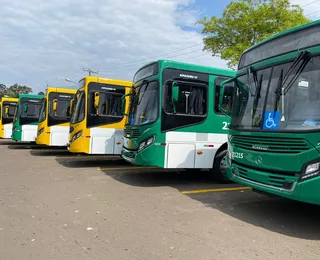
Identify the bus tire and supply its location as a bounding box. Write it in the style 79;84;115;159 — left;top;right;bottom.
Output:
211;150;232;184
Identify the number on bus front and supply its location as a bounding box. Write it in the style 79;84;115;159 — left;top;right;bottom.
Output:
222;121;230;130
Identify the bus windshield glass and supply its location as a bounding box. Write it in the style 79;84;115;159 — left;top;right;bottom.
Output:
231;55;320;131
20;99;42;119
87;83;125;117
2;102;17;119
49;93;73;119
239;23;320;69
127;81;159;126
39;99;46;122
70;91;85;124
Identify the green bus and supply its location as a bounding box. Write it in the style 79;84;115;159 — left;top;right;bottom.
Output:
12;94;44;142
121;60;236;182
220;19;320;204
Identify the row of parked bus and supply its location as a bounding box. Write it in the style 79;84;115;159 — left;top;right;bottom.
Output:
0;60;235;184
2;19;320;205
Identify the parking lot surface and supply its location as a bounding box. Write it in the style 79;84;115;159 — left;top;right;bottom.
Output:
0;139;319;260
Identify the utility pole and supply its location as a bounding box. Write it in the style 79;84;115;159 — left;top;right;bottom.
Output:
83;68;98;76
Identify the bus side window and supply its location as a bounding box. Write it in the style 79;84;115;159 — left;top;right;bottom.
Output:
214;77;232;114
164;81;207;116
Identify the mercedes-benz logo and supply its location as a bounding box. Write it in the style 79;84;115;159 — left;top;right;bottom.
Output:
255;156;262;164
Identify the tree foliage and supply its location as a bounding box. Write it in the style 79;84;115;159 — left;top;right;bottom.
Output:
0;84;33;98
38;91;45;96
196;0;311;68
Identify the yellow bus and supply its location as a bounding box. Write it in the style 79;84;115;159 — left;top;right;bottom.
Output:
36;87;76;147
68;76;132;154
0;97;18;139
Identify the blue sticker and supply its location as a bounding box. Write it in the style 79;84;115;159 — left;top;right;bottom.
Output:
303;120;318;127
263;111;280;130
129;114;135;125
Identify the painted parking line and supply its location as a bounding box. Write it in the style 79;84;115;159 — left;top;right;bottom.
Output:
56;155;121;159
98;166;158;171
181;186;252;194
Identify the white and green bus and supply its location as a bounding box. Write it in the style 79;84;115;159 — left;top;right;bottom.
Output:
121;60;236;182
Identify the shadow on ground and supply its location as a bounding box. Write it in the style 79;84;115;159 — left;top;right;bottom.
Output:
7;143;46;150
0;140;20;146
55;155;130;168
100;168;320;240
30;147;70;157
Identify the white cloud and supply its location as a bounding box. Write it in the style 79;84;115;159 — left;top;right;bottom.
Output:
2;0;319;92
0;0;227;92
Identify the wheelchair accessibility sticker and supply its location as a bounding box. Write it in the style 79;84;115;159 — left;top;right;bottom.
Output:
263;111;280;130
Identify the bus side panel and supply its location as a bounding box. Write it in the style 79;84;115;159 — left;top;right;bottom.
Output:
90;128;124;154
165;132;227;169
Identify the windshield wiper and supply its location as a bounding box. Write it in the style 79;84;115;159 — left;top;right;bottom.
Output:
251;74;263;120
246;66;256;96
272;50;311;118
273;69;284;116
137;80;149;105
283;50;311;95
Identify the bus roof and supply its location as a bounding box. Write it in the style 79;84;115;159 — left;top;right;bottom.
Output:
243;19;320;54
79;76;132;87
136;59;236;78
0;97;18;102
18;93;44;99
46;87;77;94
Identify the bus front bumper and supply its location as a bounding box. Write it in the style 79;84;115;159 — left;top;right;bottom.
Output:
121;146;158;166
227;157;320;205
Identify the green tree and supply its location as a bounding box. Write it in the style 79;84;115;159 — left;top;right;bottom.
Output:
6;84;32;98
0;84;7;98
38;91;45;95
197;0;311;68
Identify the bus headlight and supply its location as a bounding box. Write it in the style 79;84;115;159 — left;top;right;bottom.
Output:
71;130;82;143
138;135;155;152
300;162;320;181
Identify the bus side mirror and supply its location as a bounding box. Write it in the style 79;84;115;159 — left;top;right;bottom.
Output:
219;78;235;116
53;99;58;112
94;92;100;108
69;99;74;115
5;106;9;116
94;92;100;114
171;82;179;103
23;104;28;113
121;94;130;116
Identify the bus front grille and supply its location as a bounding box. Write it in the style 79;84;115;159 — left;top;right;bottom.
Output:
231;135;310;154
124;127;141;138
232;162;296;190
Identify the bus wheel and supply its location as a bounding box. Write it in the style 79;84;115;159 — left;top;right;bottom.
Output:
211;150;232;184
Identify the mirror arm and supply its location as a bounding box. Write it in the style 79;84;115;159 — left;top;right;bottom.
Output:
121;93;130;116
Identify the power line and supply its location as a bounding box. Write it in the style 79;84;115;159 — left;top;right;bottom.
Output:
97;47;205;73
306;10;320;16
95;43;201;71
301;0;320;8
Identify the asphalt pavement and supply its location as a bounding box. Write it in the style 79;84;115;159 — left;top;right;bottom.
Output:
0;139;319;260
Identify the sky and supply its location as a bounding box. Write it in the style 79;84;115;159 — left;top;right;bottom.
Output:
1;0;320;93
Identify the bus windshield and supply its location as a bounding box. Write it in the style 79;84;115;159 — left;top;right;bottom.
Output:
127;81;159;126
231;55;320;131
39;99;46;122
20;99;42;119
70;91;85;124
2;102;17;119
48;94;72;119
